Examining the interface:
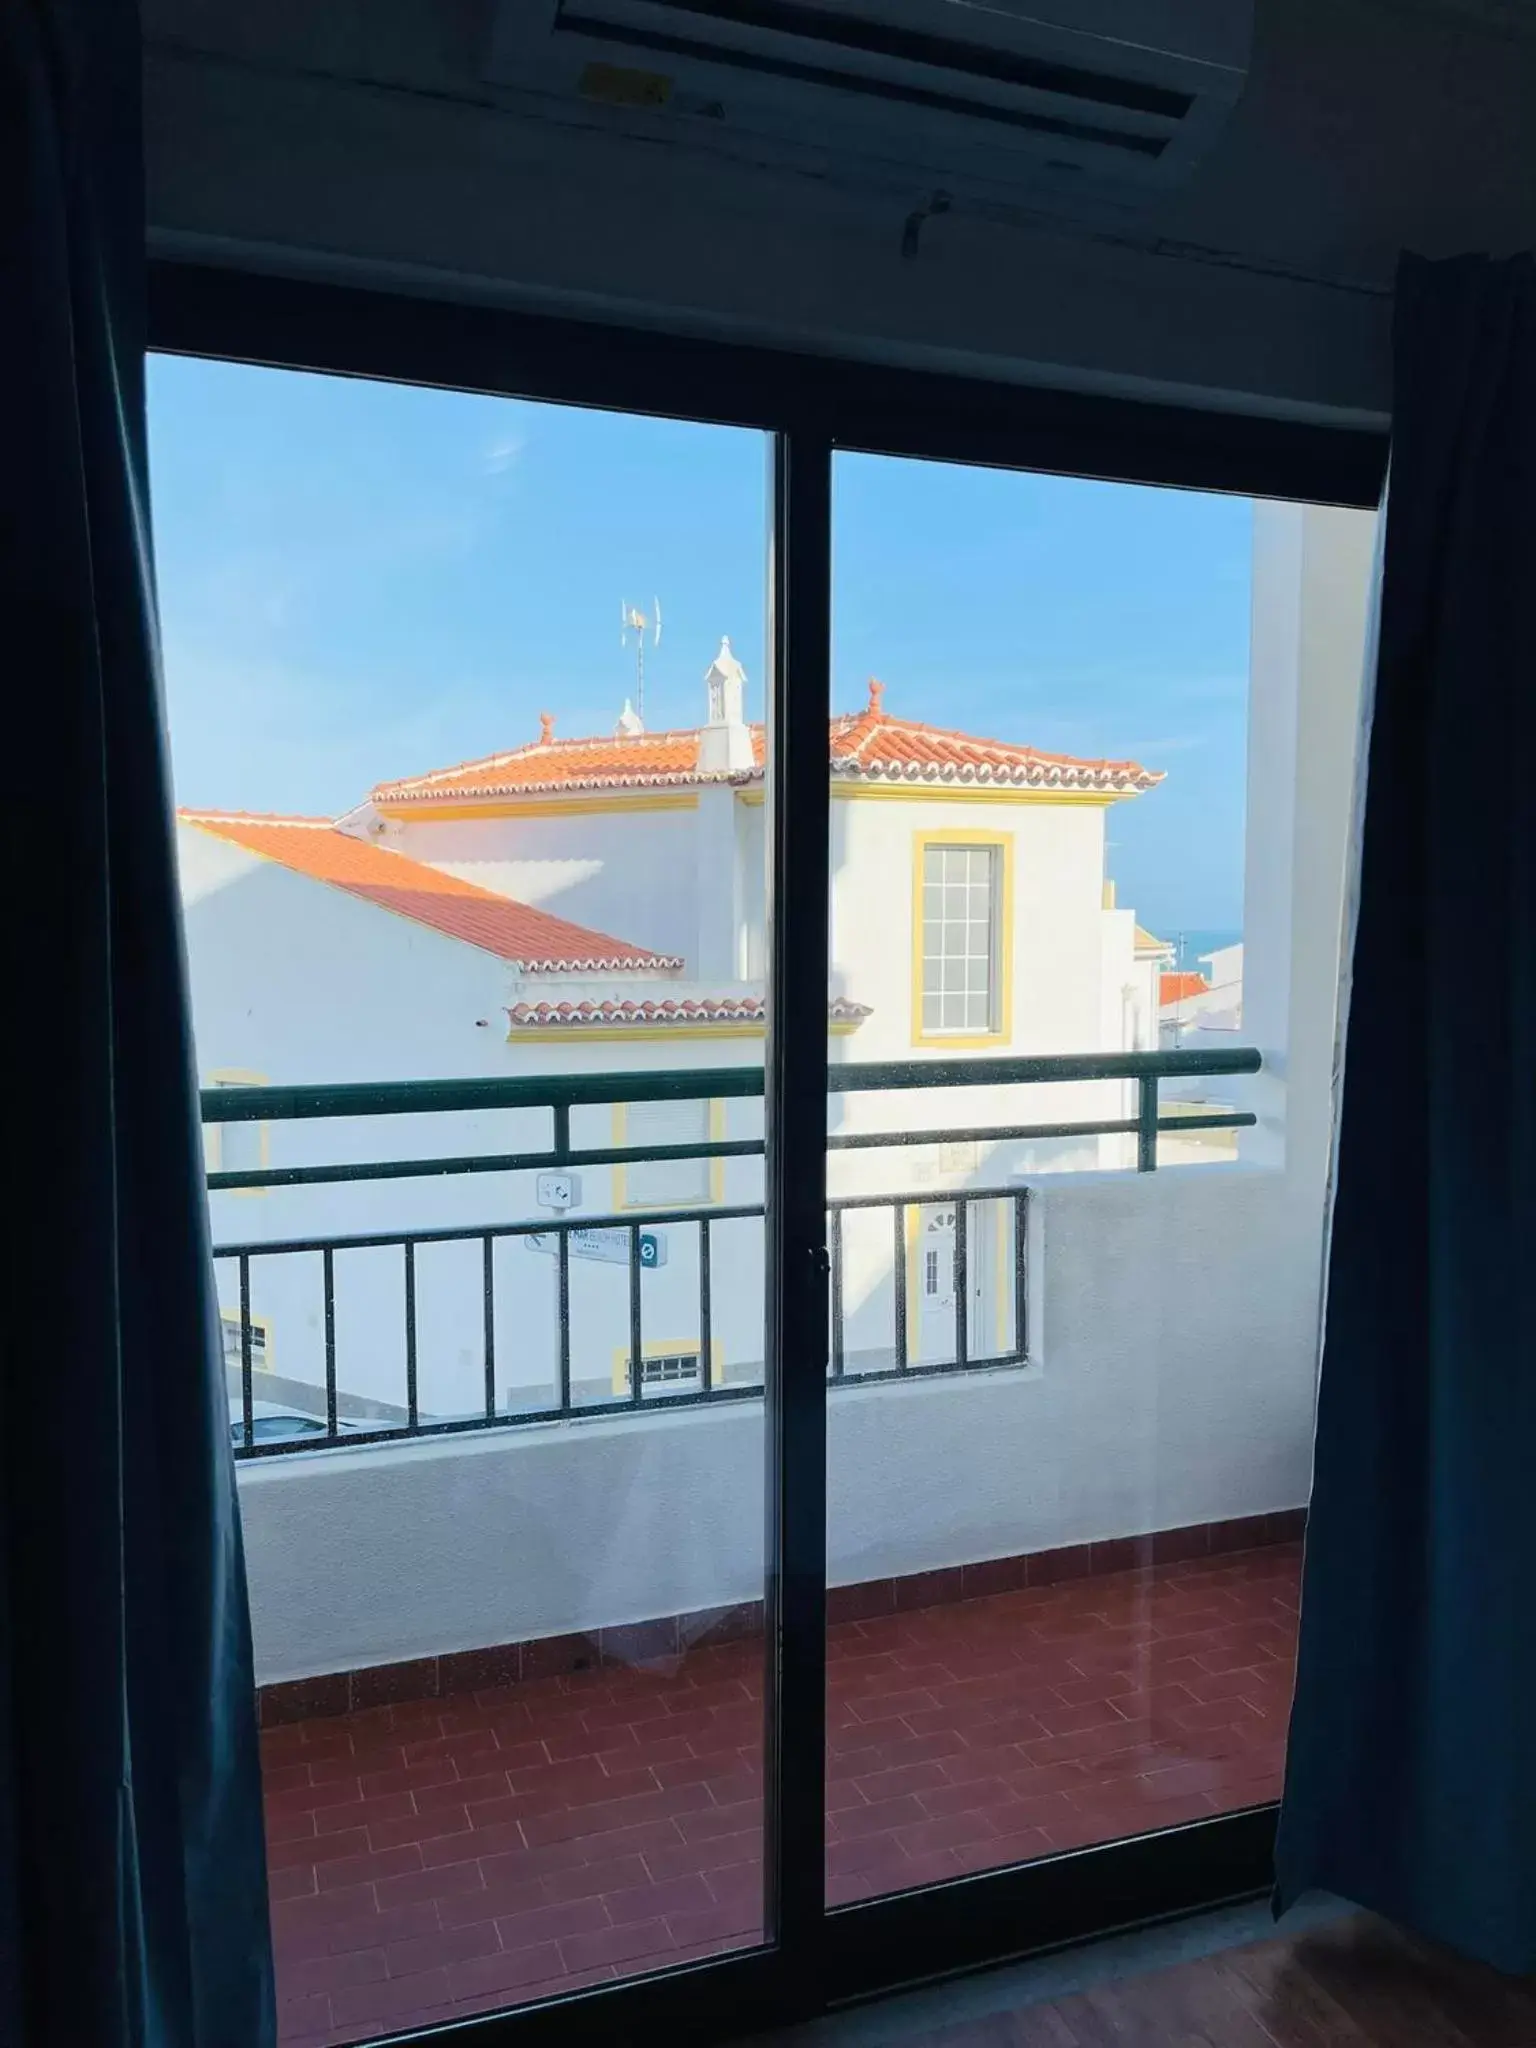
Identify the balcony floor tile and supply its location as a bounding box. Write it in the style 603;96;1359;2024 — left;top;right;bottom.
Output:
262;1542;1301;2044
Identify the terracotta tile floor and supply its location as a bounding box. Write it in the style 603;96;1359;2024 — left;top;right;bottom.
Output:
262;1542;1301;2046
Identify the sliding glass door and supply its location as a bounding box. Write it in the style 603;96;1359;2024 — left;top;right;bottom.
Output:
821;453;1320;1911
149;259;1382;2044
151;360;801;2044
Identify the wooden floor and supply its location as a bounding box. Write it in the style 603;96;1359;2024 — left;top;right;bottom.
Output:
908;1916;1536;2046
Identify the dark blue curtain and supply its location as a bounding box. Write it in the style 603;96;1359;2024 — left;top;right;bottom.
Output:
1277;253;1536;1972
0;1;275;2040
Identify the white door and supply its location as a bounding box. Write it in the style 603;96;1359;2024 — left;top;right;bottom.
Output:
914;1201;1007;1363
917;1207;957;1361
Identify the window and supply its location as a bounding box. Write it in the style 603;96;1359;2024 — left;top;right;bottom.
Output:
613;1098;723;1209
220;1310;271;1372
207;1070;269;1190
642;1351;702;1392
608;1344;713;1396
916;836;1011;1040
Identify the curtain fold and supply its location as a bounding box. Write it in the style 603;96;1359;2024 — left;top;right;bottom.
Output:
1;1;275;2040
1276;252;1536;1973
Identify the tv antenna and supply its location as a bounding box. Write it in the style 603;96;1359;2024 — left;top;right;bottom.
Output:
620;598;662;723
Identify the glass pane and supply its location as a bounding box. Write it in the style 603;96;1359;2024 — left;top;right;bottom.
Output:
826;451;1375;1904
151;358;773;2038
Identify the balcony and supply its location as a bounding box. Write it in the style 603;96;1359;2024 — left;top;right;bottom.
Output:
210;1053;1314;2046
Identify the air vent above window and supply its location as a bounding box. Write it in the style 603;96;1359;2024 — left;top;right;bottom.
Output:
486;0;1251;219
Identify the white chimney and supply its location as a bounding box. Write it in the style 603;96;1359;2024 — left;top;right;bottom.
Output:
697;636;755;774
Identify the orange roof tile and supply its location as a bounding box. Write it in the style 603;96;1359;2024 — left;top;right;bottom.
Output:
181;813;681;972
372;683;1161;807
506;996;872;1030
1159;971;1211;1007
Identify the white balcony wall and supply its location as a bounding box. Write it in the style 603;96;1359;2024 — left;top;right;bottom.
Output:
237;1165;1318;1685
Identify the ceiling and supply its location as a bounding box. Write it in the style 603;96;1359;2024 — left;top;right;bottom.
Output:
141;0;1536;422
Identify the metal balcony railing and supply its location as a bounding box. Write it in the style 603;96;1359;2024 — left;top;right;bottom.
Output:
205;1048;1259;1458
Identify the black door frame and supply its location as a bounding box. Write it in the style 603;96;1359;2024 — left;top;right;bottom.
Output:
149;260;1386;2046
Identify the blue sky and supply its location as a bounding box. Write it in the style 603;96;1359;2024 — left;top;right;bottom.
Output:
148;354;1251;935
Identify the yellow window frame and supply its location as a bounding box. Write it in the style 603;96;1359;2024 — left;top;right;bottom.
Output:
207;1068;272;1195
910;830;1015;1048
220;1307;275;1374
611;1337;727;1395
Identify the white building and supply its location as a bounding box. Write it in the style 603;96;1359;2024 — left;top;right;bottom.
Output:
179;641;1167;1427
1160;943;1244;1046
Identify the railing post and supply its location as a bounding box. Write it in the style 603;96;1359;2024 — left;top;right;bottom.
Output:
699;1219;713;1394
322;1246;337;1439
557;1228;572;1414
403;1240;418;1430
482;1236;496;1420
628;1223;644;1405
1137;1073;1160;1172
239;1252;253;1450
1014;1194;1029;1362
893;1203;908;1371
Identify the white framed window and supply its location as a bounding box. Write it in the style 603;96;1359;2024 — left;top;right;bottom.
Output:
918;840;1008;1038
614;1098;720;1209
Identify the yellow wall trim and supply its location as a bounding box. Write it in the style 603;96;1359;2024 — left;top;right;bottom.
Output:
910;829;1016;1050
380;781;1130;822
376;792;699;822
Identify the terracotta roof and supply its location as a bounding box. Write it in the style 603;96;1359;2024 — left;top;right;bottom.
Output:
1159;971;1211;1007
506;996;873;1031
373;683;1160;806
181;813;681;972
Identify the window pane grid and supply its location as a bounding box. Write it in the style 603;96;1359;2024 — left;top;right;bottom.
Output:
921;845;997;1035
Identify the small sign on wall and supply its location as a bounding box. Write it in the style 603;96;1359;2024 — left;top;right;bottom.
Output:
526;1226;669;1268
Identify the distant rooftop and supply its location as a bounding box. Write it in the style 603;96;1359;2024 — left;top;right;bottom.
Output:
372;678;1162;808
1159;971;1211;1007
180;813;682;973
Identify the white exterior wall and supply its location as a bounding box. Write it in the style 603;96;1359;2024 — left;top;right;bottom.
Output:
182;822;769;1416
829;791;1110;1059
828;791;1129;1175
377;803;703;966
180;822;514;1089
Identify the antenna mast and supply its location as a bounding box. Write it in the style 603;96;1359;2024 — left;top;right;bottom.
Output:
620;598;663;723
